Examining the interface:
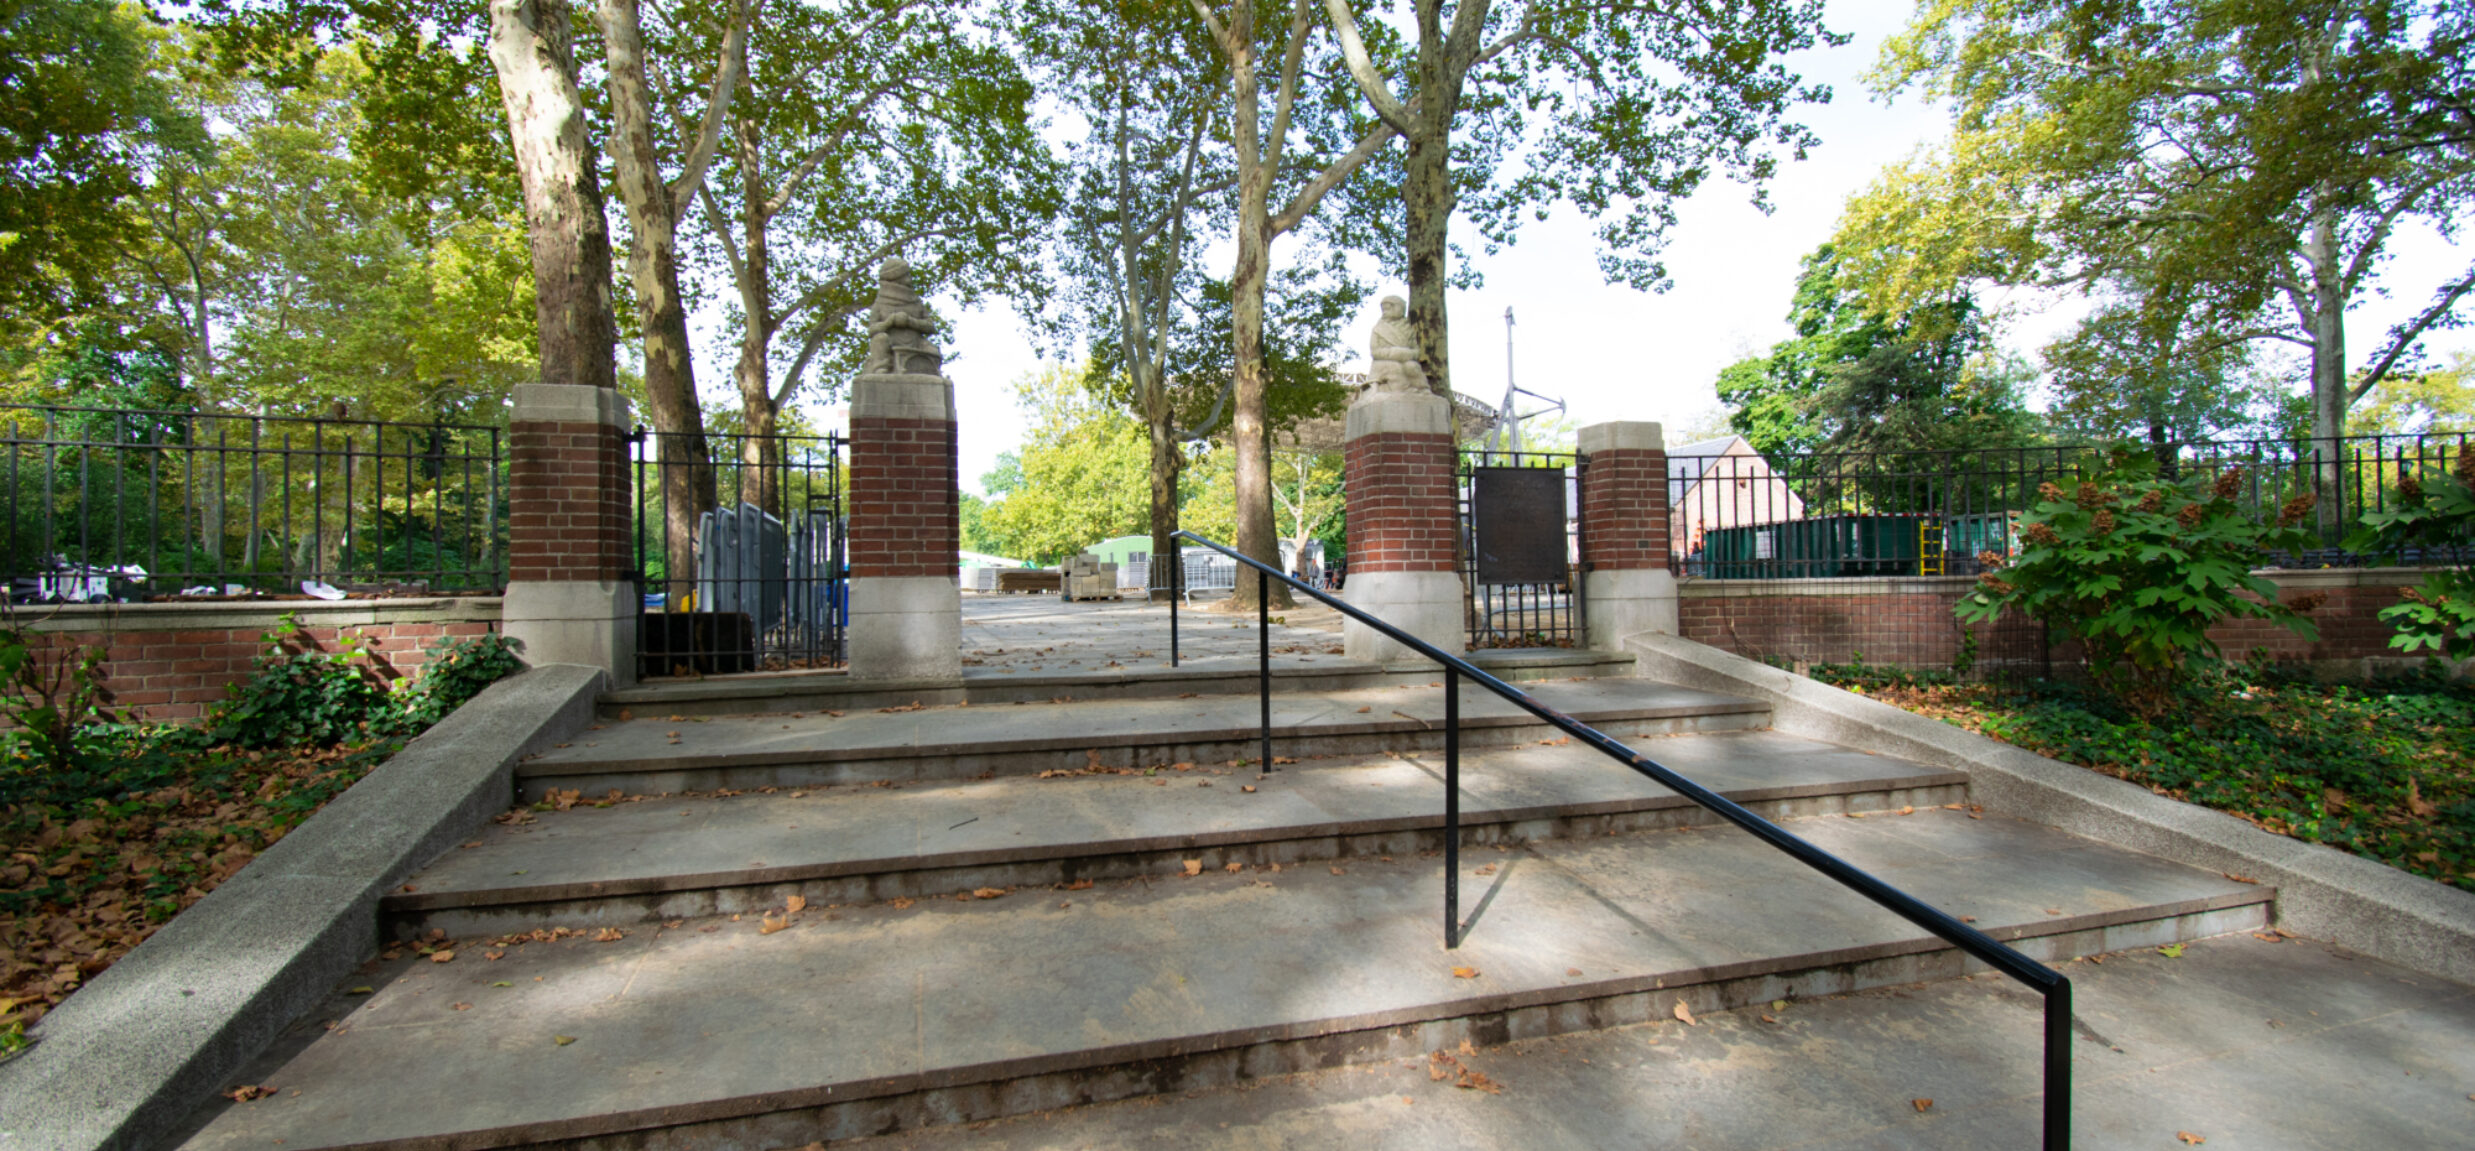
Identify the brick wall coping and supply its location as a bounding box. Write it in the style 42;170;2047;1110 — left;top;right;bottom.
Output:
9;596;503;635
1680;566;2447;599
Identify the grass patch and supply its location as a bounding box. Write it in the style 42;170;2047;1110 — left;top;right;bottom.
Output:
0;627;518;1029
1807;660;2475;893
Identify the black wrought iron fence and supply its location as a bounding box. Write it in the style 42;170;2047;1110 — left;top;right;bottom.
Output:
630;428;846;677
1458;447;1584;648
0;404;506;601
1670;434;2471;580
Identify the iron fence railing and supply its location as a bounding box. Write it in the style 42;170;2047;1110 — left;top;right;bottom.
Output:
1671;433;2472;580
0;404;506;601
630;428;846;676
1459;447;1584;648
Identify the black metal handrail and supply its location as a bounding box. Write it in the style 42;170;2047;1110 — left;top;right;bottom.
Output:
1169;529;2072;1148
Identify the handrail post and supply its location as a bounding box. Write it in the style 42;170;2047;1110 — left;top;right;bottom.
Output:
2045;977;2072;1148
1444;664;1460;949
1169;548;1180;667
1257;569;1272;774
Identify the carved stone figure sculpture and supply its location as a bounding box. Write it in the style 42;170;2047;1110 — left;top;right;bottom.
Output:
864;257;942;377
1366;295;1428;394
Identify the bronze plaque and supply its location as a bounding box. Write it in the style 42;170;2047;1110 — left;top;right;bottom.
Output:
1472;467;1568;584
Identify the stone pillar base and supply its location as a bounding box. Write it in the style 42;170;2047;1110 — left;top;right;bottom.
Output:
848;575;961;681
502;580;636;687
1585;568;1678;650
1343;571;1466;668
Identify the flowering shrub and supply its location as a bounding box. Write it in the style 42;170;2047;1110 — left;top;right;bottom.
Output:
1957;459;2321;713
2346;445;2475;660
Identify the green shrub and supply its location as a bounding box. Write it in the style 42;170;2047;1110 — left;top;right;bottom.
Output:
2346;447;2475;660
394;633;523;730
1958;458;2321;714
200;616;392;749
0;628;111;776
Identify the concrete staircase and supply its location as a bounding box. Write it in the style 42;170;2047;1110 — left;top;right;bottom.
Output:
169;658;2271;1149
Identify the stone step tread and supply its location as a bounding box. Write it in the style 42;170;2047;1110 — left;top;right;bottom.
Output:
181;813;2267;1150
601;648;1637;708
397;731;1959;912
526;679;1765;778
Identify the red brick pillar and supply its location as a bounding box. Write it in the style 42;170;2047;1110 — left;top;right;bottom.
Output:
846;373;961;680
502;383;635;681
1341;390;1465;663
1577;421;1677;648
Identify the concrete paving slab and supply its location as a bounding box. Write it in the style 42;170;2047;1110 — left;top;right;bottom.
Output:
818;934;2475;1151
521;678;1767;794
174;810;2266;1150
390;731;1966;926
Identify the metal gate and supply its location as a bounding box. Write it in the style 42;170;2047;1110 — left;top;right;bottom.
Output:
1458;448;1584;648
631;428;845;677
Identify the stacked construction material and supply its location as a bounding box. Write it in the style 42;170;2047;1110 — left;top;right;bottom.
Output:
994;568;1062;593
1059;553;1119;601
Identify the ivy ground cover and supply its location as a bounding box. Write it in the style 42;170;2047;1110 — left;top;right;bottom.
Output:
0;630;518;1044
1810;662;2475;894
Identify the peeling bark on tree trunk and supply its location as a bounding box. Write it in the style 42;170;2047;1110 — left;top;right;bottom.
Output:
2304;207;2349;541
487;0;619;392
732;113;782;517
1146;392;1183;601
1403;4;1461;400
601;0;732;599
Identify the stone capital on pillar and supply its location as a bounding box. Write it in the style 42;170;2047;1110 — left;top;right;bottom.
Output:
847;371;961;682
1341;390;1465;666
1576;419;1676;652
504;382;637;686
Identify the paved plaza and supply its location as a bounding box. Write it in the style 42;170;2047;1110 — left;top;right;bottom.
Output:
956;590;1349;673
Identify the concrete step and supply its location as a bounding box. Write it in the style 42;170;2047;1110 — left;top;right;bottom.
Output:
174;810;2269;1151
524;678;1763;800
389;730;1968;936
599;647;1640;718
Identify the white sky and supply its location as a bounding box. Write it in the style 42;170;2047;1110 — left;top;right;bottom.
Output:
750;0;2468;496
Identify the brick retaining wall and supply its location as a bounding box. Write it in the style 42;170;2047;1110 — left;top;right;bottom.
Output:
1679;568;2443;677
11;598;503;722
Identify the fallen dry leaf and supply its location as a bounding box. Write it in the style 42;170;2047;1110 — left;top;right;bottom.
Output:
1182;860;1203;877
429;950;455;964
1898;805;1915;815
1452;966;1480;979
759;912;789;935
1912;1098;1933;1112
451;1002;472;1011
1672;1000;1698;1026
1566;968;1583;977
1242;785;1257;793
888;897;915;910
554;1035;576;1046
1455;1068;1503;1094
1224;862;1244;873
1062;879;1093;891
226;1085;277;1103
786;895;807;914
971;887;1007;899
1330;865;1346;875
2178;1134;2205;1145
1474;864;1496;876
1356;706;1372;713
2223;873;2260;884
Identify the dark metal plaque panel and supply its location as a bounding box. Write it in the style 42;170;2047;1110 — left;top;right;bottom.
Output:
1472;467;1567;584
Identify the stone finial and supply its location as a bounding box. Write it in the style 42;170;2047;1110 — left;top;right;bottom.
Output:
1364;294;1428;395
863;257;942;377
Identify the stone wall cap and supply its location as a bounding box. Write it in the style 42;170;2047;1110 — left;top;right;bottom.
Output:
511;383;630;429
1578;421;1665;454
1345;391;1452;440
